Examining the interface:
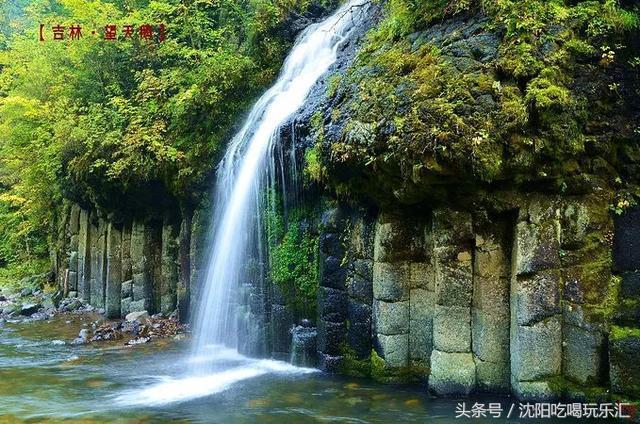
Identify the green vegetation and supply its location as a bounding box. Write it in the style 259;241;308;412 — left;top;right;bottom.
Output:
610;325;640;341
265;189;319;316
318;0;640;205
0;0;330;287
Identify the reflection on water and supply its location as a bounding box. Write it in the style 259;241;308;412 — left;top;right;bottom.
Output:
0;316;608;423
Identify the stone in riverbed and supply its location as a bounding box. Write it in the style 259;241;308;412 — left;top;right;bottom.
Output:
125;310;149;323
71;328;90;345
126;336;150;346
20;303;41;316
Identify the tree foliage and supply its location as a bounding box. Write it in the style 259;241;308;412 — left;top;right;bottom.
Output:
0;0;321;271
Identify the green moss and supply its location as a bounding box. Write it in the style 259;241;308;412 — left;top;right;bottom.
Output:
265;192;319;317
368;349;429;383
370;349;387;381
339;344;372;378
326;74;343;99
320;0;640;204
303;146;324;185
546;376;610;402
610;325;640;342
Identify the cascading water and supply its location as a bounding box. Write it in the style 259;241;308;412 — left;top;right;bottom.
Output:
190;0;369;371
114;0;369;407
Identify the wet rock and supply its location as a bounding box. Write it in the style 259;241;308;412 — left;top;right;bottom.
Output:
19;303;41;316
125;336;150;346
0;294;6;302
374;300;408;335
71;329;90;345
613;206;640;271
91;322;123;342
429;350;476;395
2;305;17;316
125;310;149;323
609;326;640;398
19;288;32;298
433;306;471;352
290;324;317;367
59;297;83;312
317;321;345;356
373;262;409;302
318;287;347;323
51;340;66;346
318;353;343;373
376;333;409;368
121;319;141;335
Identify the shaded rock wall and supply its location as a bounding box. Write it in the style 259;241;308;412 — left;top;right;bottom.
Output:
53;190;639;401
56;203;198;321
318;192;640;401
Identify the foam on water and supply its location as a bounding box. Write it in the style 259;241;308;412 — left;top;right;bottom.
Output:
115;351;316;407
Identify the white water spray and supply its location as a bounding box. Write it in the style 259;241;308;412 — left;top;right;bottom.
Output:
115;1;369;407
189;0;368;371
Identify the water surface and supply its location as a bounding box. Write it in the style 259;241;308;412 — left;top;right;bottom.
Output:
0;315;518;423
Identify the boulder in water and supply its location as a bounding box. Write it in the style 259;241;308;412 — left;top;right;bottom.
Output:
290;323;318;367
125;336;150;346
60;297;82;312
71;328;90;345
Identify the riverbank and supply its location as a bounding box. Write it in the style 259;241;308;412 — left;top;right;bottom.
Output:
0;286;186;347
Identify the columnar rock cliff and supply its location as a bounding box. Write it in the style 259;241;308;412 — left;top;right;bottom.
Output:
49;0;639;404
53;189;640;401
54;203;203;322
314;191;639;401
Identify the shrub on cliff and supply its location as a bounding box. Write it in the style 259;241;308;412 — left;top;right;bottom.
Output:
313;0;640;206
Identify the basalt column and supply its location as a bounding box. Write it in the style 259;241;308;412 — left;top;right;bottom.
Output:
177;213;192;322
472;219;512;392
89;212;107;309
372;212;432;380
105;222;122;318
120;223;133;316
344;214;375;364
510;199;563;401
77;209;91;301
428;210;476;395
67;204;81;295
611;205;640;398
317;208;348;371
130;220;153;312
160;217;179;315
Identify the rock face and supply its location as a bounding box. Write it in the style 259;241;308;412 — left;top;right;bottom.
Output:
314;192;638;402
52;137;637;403
290;323;317;367
54;202;198;322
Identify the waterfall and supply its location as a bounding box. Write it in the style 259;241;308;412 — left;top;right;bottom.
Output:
189;0;369;373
